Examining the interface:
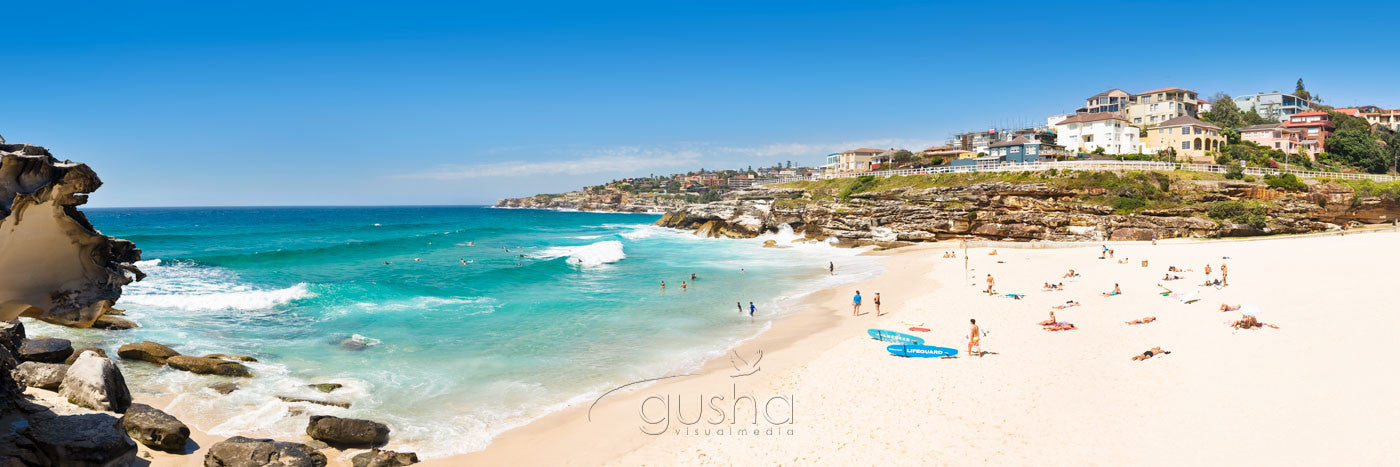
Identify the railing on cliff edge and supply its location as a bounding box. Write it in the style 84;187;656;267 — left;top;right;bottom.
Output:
753;160;1400;186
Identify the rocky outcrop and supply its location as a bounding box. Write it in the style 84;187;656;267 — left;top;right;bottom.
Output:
15;361;68;391
117;341;180;365
59;351;132;412
17;337;73;363
0;320;22;355
7;408;138;466
495;188;689;213
305;415;390;448
277;395;350;408
120;403;190;452
204;353;258;362
91;315;138;330
307;383;342;393
204;436;327;467
65;347;108;365
166;355;252;377
654;178;1400;244
0;144;143;327
352;449;419;467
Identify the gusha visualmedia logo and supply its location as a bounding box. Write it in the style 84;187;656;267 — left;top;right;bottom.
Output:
589;349;796;437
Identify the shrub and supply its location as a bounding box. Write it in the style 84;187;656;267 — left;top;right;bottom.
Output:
1207;201;1247;220
1112;196;1147;212
838;175;880;201
1263;173;1307;191
1225;164;1245;180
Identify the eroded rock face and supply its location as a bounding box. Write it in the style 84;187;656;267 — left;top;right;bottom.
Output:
120;403;190;452
654;180;1400;244
0;320;23;355
59;351;132;412
352;449;420;467
305;415;390;448
204;436;327;467
0;145;142;327
167;355;252;377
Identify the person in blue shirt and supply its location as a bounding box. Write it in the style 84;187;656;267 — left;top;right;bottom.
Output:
748;302;756;322
853;290;862;316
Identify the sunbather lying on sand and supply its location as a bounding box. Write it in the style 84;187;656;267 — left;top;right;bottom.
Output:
1043;323;1077;331
1168;266;1181;272
1063;269;1078;278
1117;258;1130;264
1038;311;1059;326
989;249;998;255
1162;273;1183;281
1202;278;1223;287
1101;284;1122;296
1231;315;1259;329
1126;316;1156;325
1132;347;1170;361
1041;282;1065;291
1219;303;1241;312
1051;301;1081;309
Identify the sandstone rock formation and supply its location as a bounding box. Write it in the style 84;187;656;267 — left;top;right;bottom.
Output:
654;177;1400;244
495;188;689;213
120;403;190;452
204;436;328;467
59;351;132;412
117;341;180;365
167;355;252;377
65;347;108;365
305;415;390;448
0;144;143;327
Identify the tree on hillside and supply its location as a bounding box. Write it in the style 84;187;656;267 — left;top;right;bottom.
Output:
1293;78;1311;101
1326;111;1388;173
1203;94;1248;129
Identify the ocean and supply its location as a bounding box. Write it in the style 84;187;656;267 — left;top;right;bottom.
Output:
27;206;879;458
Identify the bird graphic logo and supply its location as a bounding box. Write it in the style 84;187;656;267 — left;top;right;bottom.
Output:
729;349;762;377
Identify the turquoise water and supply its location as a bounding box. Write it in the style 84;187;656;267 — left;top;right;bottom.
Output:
27;206;878;457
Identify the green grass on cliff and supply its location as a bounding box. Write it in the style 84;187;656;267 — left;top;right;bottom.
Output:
1340;179;1400;203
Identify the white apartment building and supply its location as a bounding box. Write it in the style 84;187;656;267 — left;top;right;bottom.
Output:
1052;113;1141;155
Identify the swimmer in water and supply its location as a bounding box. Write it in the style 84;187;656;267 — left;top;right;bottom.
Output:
414;258;421;262
691;273;697;281
468;241;474;247
460;259;468;265
681;281;687;290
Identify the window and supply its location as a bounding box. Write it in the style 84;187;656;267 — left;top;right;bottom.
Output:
1182;141;1191;150
1194;127;1202;135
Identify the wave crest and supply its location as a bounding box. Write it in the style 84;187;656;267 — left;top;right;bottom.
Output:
535;240;626;267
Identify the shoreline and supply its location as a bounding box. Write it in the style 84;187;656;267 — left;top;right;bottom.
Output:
440;242;941;465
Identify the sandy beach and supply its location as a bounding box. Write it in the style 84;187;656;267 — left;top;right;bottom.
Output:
438;228;1400;465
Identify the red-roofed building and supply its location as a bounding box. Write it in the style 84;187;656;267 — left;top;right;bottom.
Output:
1335;106;1400;131
1282;111;1333;153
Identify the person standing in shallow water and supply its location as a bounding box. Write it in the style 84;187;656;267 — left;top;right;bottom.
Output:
749;302;755;322
852;290;862;316
829;262;834;275
737;302;743;314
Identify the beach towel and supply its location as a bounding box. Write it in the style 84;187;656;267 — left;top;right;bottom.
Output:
1002;293;1025;300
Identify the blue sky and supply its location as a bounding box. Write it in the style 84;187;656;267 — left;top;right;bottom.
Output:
4;0;1398;207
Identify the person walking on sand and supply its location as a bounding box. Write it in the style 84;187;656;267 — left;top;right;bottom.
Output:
852;290;862;316
1221;263;1229;286
873;292;882;316
986;274;995;295
968;319;981;357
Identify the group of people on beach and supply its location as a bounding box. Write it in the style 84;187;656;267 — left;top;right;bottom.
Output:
851;290;881;316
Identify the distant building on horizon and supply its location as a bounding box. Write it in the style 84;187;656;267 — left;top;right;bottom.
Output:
1334;106;1400;131
824;148;885;175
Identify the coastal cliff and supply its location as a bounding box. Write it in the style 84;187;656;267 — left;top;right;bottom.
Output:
0;144;143;327
653;171;1400;245
495;189;689;213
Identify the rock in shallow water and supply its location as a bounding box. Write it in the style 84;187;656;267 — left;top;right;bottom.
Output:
305;415;390;448
91;315;139;330
14;361;68;391
117;340;180;365
65;347;108;365
120;403;190;452
209;382;240;395
352;448;419;467
204;436;327;467
18;337;73;363
59;351;132;412
277;395;350;408
167;355;251;377
204;353;258;362
307;383;342;393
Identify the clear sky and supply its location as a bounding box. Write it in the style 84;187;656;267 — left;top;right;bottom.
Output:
5;0;1398;207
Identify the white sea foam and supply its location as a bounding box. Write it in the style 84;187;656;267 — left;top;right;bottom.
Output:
620;226;663;240
535;240;626;267
118;259;315;311
571;234;603;239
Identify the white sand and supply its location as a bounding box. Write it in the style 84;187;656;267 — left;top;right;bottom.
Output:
443;229;1400;465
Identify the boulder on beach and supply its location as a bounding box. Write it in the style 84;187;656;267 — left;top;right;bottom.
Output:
120;403;190;452
0;319;24;354
204;436;327;467
15;361;69;391
167;355;252;377
59;351;132;412
352;449;420;467
65;347;109;365
17;410;138;466
117;341;180;365
307;383;342;393
91;315;139;330
305;415;390;448
204;353;258;362
18;337;74;363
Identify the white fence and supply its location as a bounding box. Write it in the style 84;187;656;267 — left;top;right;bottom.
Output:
754;160;1400;186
